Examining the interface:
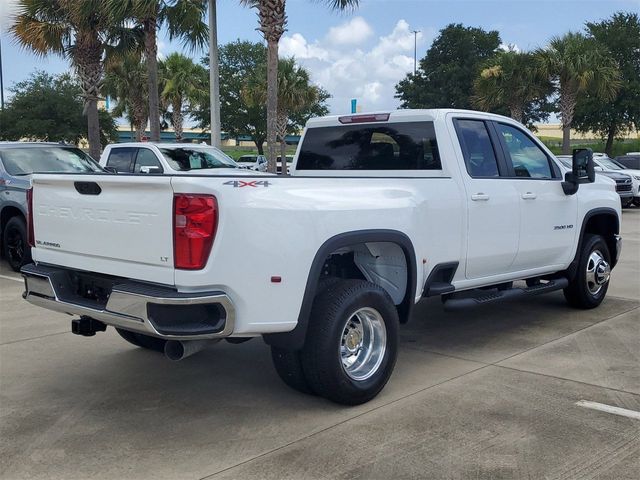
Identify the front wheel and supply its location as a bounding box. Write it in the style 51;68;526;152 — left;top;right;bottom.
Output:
564;234;611;309
300;280;399;405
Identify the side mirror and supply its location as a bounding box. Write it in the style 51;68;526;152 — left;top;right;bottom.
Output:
140;166;162;174
573;148;595;183
103;166;118;174
594;165;604;172
562;148;595;195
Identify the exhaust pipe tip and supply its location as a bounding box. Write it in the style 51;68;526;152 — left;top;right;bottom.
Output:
164;339;219;361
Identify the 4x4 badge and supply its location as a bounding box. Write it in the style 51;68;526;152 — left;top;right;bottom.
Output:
223;180;271;188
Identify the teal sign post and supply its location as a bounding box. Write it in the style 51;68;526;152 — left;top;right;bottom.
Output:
351;99;357;114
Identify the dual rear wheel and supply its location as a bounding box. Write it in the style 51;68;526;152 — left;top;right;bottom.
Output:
271;279;399;405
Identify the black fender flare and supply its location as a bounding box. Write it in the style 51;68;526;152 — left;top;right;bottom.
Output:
566;207;620;279
263;229;417;350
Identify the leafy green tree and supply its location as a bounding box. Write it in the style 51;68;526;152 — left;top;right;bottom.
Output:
159;53;207;141
573;12;640;155
104;52;149;141
244;57;326;172
396;24;501;110
537;32;621;154
473;50;552;124
195;41;268;153
107;0;208;143
0;71;117;149
240;0;359;172
10;0;127;159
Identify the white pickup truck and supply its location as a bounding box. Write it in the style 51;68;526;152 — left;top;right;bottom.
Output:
22;109;622;405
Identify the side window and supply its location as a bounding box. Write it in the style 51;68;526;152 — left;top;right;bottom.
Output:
455;120;500;177
133;148;163;173
496;123;553;179
106;147;134;173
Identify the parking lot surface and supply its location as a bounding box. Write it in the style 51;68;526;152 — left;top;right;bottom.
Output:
1;210;639;479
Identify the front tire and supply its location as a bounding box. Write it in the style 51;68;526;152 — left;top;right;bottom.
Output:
300;280;399;405
564;234;611;309
116;328;166;353
3;216;31;272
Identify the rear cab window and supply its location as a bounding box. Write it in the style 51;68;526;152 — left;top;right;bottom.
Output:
296;121;441;171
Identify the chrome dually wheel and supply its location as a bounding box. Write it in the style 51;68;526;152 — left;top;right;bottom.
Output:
340;307;387;381
585;250;610;296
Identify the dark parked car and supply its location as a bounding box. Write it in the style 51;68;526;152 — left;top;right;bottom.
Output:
615;154;640;170
0;143;102;271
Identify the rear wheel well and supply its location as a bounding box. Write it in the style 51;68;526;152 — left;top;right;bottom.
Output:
263;230;417;350
320;242;409;309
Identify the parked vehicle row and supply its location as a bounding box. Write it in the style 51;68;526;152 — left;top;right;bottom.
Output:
0;143;104;271
556;154;638;207
19;109;623;405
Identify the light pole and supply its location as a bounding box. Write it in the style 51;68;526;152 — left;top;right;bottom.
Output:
209;0;221;148
0;33;4;111
412;30;420;76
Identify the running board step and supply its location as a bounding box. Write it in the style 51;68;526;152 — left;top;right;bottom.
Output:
443;278;569;311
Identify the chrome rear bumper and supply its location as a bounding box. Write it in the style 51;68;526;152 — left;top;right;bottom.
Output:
21;263;235;340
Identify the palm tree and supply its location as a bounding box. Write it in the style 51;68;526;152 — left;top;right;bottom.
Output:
244;58;319;174
107;0;208;143
159;53;207;142
472;51;551;123
536;32;621;154
104;52;149;141
240;0;359;173
11;0;116;159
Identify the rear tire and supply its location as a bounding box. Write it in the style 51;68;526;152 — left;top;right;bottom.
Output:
271;347;314;394
3;216;31;272
270;277;340;396
300;279;399;405
116;328;166;353
564;234;611;309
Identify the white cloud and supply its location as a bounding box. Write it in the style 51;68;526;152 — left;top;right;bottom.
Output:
499;43;521;53
280;19;431;114
326;17;373;46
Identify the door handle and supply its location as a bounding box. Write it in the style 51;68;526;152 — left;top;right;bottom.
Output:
471;193;490;201
521;192;537;200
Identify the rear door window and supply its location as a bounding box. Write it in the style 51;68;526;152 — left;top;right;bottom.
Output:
296;121;441;170
454;120;500;178
106;147;135;173
133;148;163;173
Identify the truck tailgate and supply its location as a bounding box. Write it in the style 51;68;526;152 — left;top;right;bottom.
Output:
31;174;175;285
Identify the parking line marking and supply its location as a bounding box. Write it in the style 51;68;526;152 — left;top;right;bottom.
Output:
0;274;22;283
576;400;640;420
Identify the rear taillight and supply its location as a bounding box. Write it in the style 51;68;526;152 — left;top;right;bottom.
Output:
173;194;217;270
26;188;35;247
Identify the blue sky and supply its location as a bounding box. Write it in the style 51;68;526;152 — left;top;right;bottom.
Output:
0;0;637;116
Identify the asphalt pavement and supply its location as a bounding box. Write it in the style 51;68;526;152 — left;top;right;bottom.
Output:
1;209;638;479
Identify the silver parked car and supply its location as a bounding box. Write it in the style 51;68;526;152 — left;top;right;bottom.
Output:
0;142;103;271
